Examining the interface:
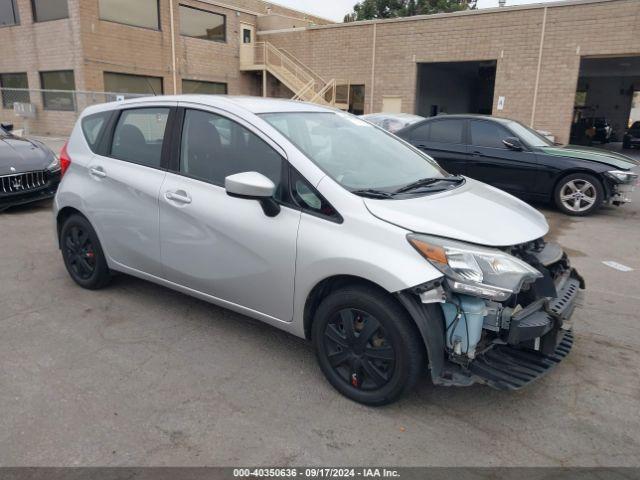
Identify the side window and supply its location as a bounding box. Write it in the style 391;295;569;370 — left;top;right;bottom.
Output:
180;109;283;192
429;119;464;144
470;121;510;149
110;108;169;168
81;111;111;153
410;122;430;141
290;170;341;223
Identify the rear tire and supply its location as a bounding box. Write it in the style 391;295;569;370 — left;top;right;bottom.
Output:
60;214;111;289
554;173;603;216
312;285;425;406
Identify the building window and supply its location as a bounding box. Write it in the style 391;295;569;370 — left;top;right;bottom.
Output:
179;5;225;43
182;79;227;95
32;0;68;22
0;72;29;108
40;70;75;111
104;72;163;95
0;0;19;27
99;0;159;30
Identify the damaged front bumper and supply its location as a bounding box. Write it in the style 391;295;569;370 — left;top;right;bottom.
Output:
398;240;585;391
467;268;582;390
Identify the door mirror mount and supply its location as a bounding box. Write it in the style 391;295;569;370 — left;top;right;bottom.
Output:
503;137;523;151
1;122;14;132
225;171;280;217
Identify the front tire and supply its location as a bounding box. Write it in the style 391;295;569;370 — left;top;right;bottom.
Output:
312;285;425;406
554;173;603;216
60;214;111;289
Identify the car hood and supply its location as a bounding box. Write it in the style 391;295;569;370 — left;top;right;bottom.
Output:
0;136;54;175
540;145;639;170
364;177;549;247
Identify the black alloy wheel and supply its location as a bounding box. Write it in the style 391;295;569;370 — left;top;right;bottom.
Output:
60;214;111;289
64;224;96;280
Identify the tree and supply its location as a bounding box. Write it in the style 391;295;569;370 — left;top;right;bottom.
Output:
343;0;476;22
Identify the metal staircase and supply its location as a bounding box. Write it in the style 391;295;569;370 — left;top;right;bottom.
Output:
240;41;348;109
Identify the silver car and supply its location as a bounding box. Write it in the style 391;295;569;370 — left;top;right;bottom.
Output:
54;96;583;405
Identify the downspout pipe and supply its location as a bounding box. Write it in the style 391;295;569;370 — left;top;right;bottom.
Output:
530;6;548;127
169;0;178;95
369;23;377;114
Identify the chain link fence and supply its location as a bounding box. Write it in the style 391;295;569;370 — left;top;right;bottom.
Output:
0;88;151;137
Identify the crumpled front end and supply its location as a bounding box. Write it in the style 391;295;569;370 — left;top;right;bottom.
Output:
402;239;584;391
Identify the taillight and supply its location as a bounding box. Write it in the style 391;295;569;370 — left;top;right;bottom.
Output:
59;141;71;177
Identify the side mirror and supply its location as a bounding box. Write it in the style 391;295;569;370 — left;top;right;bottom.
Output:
503;137;523;151
1;122;14;132
225;171;280;217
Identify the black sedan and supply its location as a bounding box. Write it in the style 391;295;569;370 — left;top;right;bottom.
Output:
0;123;62;212
623;121;640;149
396;115;639;216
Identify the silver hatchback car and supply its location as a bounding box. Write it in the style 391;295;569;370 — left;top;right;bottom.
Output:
54;96;583;405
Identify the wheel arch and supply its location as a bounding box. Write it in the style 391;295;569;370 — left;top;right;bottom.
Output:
552;168;610;200
303;275;394;340
56;206;86;248
303;274;447;384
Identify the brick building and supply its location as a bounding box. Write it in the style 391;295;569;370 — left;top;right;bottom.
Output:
0;0;329;134
0;0;639;143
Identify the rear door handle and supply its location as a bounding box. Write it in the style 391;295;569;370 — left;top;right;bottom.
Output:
471;151;483;157
89;166;107;178
165;190;192;204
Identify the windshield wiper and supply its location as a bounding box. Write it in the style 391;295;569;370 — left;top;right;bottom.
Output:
394;175;463;194
351;188;395;199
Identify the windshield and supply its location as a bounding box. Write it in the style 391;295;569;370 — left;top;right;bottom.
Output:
507;121;554;147
260;111;447;192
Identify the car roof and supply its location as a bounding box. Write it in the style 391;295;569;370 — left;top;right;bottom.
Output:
362;113;424;120
417;114;514;125
84;95;335;116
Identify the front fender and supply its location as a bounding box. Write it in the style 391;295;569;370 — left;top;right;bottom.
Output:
291;209;441;337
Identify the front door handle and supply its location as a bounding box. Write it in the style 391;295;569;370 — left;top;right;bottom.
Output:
471;151;483;157
89;166;107;178
165;190;192;204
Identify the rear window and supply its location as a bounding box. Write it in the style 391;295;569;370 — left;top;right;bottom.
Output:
429;119;464;144
81;111;111;153
110;108;170;168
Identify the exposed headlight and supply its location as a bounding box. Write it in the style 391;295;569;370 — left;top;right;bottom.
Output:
46;155;61;172
605;170;638;184
407;234;543;301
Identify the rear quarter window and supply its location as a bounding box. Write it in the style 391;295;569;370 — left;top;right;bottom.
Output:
81;111;111;152
429;119;464;144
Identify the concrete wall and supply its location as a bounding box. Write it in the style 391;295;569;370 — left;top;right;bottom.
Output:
262;0;640;144
0;0;321;134
79;0;263;96
257;14;320;31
